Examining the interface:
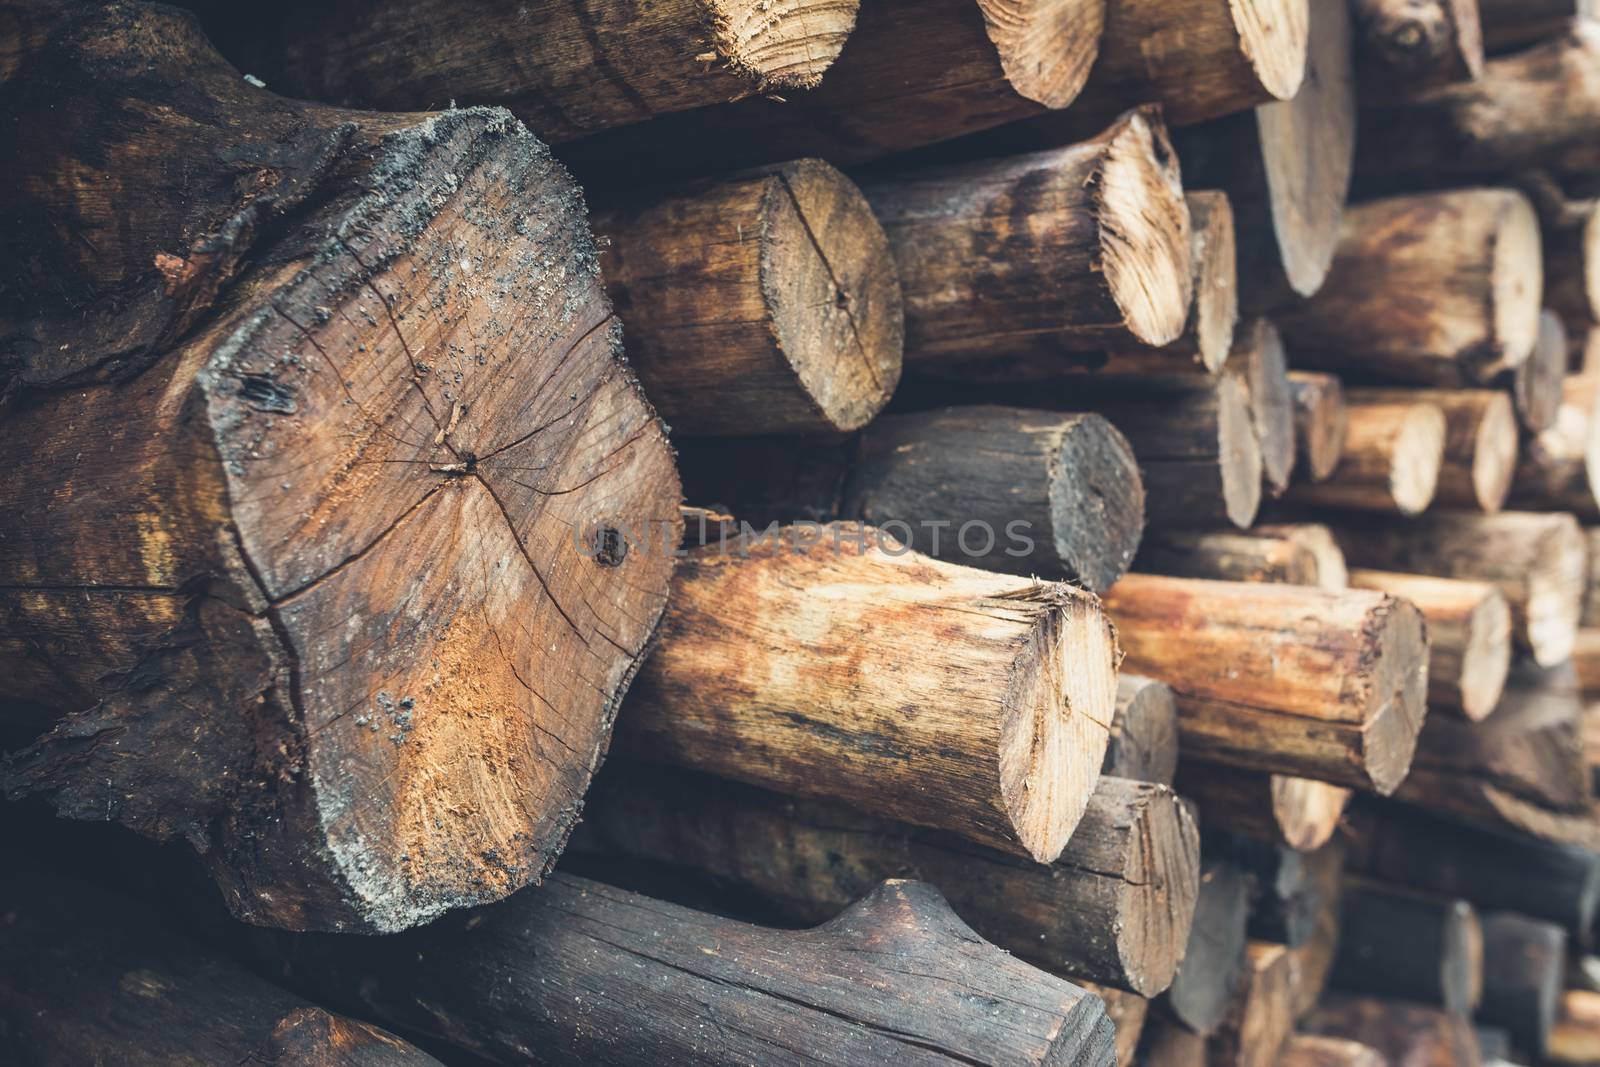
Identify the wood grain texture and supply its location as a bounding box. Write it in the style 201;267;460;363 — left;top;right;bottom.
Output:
1286;838;1350;1018
1344;389;1518;514
1280;399;1447;515
1163;859;1253;1035
1513;310;1571;433
1330;880;1484;1015
1207;831;1346;948
1229;318;1295;494
1106;675;1180;786
1303;995;1484;1067
1078;982;1148;1066
1288;372;1349;482
1512;372;1600;517
1206;941;1294;1067
1544;205;1600;331
1176;763;1351;851
1137;524;1347;589
1352;0;1484;94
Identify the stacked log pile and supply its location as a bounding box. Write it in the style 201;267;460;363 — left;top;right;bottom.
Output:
8;1;1600;1065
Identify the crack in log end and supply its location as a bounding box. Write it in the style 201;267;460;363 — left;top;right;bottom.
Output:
977;0;1106;109
708;0;861;92
1235;0;1312;104
1096;109;1192;349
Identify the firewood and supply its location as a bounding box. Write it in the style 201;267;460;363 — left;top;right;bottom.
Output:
861;109;1192;377
1079;982;1149;1067
1511;372;1600;516
1287;839;1350;1017
1280;399;1448;515
1277;1034;1385;1067
1289;371;1351;482
0;1;681;933
1175;763;1351;852
612;524;1119;863
590;159;902;436
279;874;1121;1066
1303;995;1484;1067
1348;388;1518;513
1329;880;1484;1015
1585;527;1600;626
1477;0;1597;52
1512;310;1573;433
1550;988;1600;1065
1207;832;1346;948
570;767;1201;996
1164;860;1254;1035
1328;510;1587;667
1136;1016;1208;1066
1480;911;1568;1058
1277;189;1544;386
1102;575;1429;793
1545;206;1600;330
1349;570;1513;720
1574;630;1600;696
1137;524;1347;589
1107;676;1180;786
1206;941;1294;1067
1352;0;1485;93
0;872;444;1066
1228;319;1295;494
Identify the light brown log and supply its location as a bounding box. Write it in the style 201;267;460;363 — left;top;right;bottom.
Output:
1279;399;1447;515
1278;1034;1385;1067
1276;189;1544;385
1136;524;1347;589
1101;575;1429;793
1545;208;1600;331
1228;319;1295;494
1176;763;1351;852
1107;675;1180;786
1480;912;1567;1058
1206;941;1294;1067
1352;0;1484;93
613;524;1119;863
591;159;902;435
1512;310;1574;433
1349;570;1513;721
1288;371;1350;482
1303;996;1484;1067
1329;510;1587;667
1477;0;1597;52
571;767;1201;995
1512;372;1600;517
1575;630;1600;696
862;108;1191;377
1165;860;1254;1035
0;2;682;933
1345;388;1518;513
1329;880;1484;1015
1550;988;1600;1065
1079;983;1148;1067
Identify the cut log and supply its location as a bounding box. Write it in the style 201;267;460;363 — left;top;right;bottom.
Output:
0;1;681;933
1164;860;1254;1035
1511;372;1600;517
1102;575;1429;793
1287;839;1351;1018
279;874;1120;1066
1480;912;1567;1058
1106;675;1180;786
1477;0;1597;52
1352;0;1484;93
1278;1034;1385;1067
1176;763;1351;852
1303;995;1484;1067
1575;630;1600;696
1586;527;1600;626
1550;989;1600;1065
1289;371;1350;482
1512;311;1572;434
1206;941;1295;1067
1276;189;1544;386
570;767;1201;996
1214;832;1348;949
1279;398;1447;515
1080;982;1148;1067
1329;880;1484;1015
1348;570;1513;721
1137;524;1347;589
1328;510;1587;667
1348;388;1518;513
1545;207;1600;330
612;524;1118;863
1228;319;1295;494
1171;0;1355;304
590;159;902;436
0;871;444;1066
862;108;1191;377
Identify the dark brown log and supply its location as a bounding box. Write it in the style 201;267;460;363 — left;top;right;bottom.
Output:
280;874;1120;1066
1280;398;1447;515
1550;988;1600;1065
1102;575;1429;794
1107;675;1180;786
1477;0;1597;52
1206;832;1347;948
570;766;1201;996
1229;319;1295;494
1080;982;1149;1067
1347;388;1518;513
1348;570;1514;721
1277;1034;1385;1067
1544;206;1600;331
1584;527;1600;626
1175;763;1351;851
1329;880;1484;1015
862;108;1191;378
1511;372;1600;517
1289;371;1350;482
1171;0;1355;304
0;872;443;1066
590;159;902;436
1303;995;1484;1067
1512;310;1574;434
1206;941;1295;1067
1328;510;1587;667
613;524;1119;863
1276;189;1544;386
1287;838;1350;1018
0;1;681;933
1137;524;1347;589
1164;860;1254;1035
1135;1016;1208;1067
1480;911;1567;1058
1352;0;1485;93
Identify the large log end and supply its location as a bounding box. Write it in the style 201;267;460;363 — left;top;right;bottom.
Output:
1360;594;1431;795
1100;108;1194;348
978;0;1107;110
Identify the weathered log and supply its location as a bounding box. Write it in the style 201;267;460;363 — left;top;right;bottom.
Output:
1348;570;1513;720
1287;838;1350;1018
1277;1034;1385;1067
1175;763;1351;851
1080;982;1149;1067
1477;0;1597;52
1289;371;1350;482
1586;527;1600;626
1480;912;1567;1058
1164;860;1254;1035
1574;629;1600;696
1228;319;1295;494
280;874;1120;1066
1511;372;1600;517
1276;189;1544;386
1303;995;1484;1067
862;108;1191;377
0;871;444;1066
1328;510;1587;667
612;524;1118;862
1102;575;1429;793
1512;310;1572;433
1352;0;1484;93
1171;0;1355;304
1550;988;1600;1065
570;766;1201;995
590;159;902;436
1350;388;1518;513
1545;206;1600;331
1329;880;1484;1015
1200;832;1330;947
1206;941;1294;1067
1107;675;1180;786
1137;524;1347;590
1279;398;1447;515
0;1;681;933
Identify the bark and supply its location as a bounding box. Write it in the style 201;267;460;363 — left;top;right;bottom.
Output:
1352;0;1484;94
1276;189;1545;385
1288;371;1349;483
1551;989;1600;1065
861;108;1191;376
1277;1035;1385;1067
1175;763;1351;852
1348;570;1513;721
1102;575;1429;793
1348;388;1518;513
1477;0;1597;52
569;766;1201;996
1228;319;1295;494
590;159;903;435
277;874;1120;1066
1079;982;1148;1067
1164;859;1254;1035
1328;510;1587;667
1512;310;1573;433
1303;995;1484;1067
0;1;680;933
1329;880;1484;1015
1280;399;1447;515
1105;675;1180;786
1137;524;1347;589
1511;372;1600;517
1206;942;1295;1067
612;523;1119;863
1480;911;1567;1058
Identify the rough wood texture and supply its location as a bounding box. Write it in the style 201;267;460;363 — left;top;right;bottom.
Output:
1164;859;1253;1035
1172;0;1355;304
1277;189;1544;386
1329;511;1587;667
1512;310;1573;433
1304;995;1484;1067
1207;941;1294;1067
1348;570;1513;721
1350;388;1518;513
1079;982;1148;1067
1477;0;1597;52
1353;0;1484;94
1280;398;1447;515
1229;319;1295;494
1512;372;1600;517
1330;881;1484;1015
590;159;902;435
1278;1034;1385;1067
1586;527;1600;627
1289;371;1349;483
571;766;1201;995
1480;911;1567;1058
1544;207;1600;331
0;872;444;1066
1137;524;1347;589
862;108;1191;377
1551;989;1600;1065
1102;575;1429;793
613;524;1118;863
1176;763;1351;851
0;1;681;933
1106;675;1180;786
